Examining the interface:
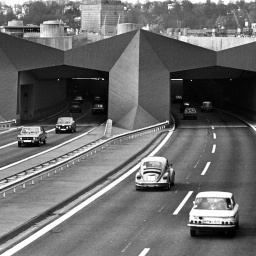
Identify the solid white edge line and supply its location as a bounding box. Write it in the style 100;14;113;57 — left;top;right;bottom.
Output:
0;129;174;256
201;162;211;176
0;127;97;171
139;248;150;256
173;191;193;215
212;144;216;153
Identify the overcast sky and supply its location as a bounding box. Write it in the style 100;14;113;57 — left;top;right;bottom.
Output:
1;0;251;6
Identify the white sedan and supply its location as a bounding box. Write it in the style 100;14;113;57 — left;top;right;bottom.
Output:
135;156;175;191
188;191;239;237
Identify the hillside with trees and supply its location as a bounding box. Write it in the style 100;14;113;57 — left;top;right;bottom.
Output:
0;1;256;34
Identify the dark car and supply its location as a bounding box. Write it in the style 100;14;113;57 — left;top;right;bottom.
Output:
70;101;81;113
183;107;197;120
55;117;76;133
17;126;47;147
92;96;106;115
180;102;190;113
73;95;84;104
201;101;213;112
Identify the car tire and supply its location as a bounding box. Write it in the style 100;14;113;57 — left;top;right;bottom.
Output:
190;229;197;237
43;139;46;145
37;140;41;147
228;229;236;237
135;185;140;191
164;182;171;191
236;220;240;229
18;141;21;147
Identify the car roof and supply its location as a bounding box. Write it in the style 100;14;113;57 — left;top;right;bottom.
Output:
58;117;72;120
22;126;41;128
196;191;233;198
141;156;167;165
203;101;211;104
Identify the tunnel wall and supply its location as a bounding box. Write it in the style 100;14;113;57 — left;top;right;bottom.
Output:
0;48;19;122
19;72;67;122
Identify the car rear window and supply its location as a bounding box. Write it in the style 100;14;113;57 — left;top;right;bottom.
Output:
143;161;162;169
194;197;232;210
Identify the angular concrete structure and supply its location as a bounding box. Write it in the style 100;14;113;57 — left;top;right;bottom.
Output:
1;29;256;129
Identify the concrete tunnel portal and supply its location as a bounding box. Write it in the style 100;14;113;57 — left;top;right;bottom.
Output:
2;29;256;129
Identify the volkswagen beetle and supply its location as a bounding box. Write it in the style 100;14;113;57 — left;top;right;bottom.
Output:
135;156;175;191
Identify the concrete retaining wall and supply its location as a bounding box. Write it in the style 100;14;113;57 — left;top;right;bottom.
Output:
179;36;256;51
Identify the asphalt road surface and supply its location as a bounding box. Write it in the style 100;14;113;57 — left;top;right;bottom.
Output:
6;107;256;256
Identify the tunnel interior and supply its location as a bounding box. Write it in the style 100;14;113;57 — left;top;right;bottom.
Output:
19;65;109;122
19;64;256;124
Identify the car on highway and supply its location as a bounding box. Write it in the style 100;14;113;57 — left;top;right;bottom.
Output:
135;156;175;191
188;191;239;237
70;101;82;113
55;117;76;133
180;102;190;113
92;96;106;115
73;95;84;104
17;126;47;147
183;107;197;120
201;101;213;112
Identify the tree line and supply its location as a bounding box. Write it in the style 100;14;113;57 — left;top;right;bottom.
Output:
1;1;256;33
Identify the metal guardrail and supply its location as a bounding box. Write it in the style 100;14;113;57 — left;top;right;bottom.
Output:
0;119;16;130
0;121;170;198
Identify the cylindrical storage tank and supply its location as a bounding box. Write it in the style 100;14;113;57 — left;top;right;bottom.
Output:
117;23;138;35
40;20;64;37
8;20;24;26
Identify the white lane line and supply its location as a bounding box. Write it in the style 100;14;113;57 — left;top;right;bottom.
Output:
0;130;174;256
0;127;97;171
212;144;216;153
211;125;214;129
0;128;55;150
173;191;193;215
139;248;150;256
0;142;16;149
213;133;216;139
201;162;211;175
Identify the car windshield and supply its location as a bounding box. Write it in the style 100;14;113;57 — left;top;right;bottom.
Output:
21;127;39;134
194;197;232;210
57;118;71;124
143;161;162;170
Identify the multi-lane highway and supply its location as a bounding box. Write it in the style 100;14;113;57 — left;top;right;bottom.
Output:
1;104;256;256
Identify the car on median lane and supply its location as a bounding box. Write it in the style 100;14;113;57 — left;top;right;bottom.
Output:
73;95;84;104
92;96;106;115
183;107;197;120
188;191;239;237
17;126;47;147
55;117;76;133
70;101;82;113
135;156;175;191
